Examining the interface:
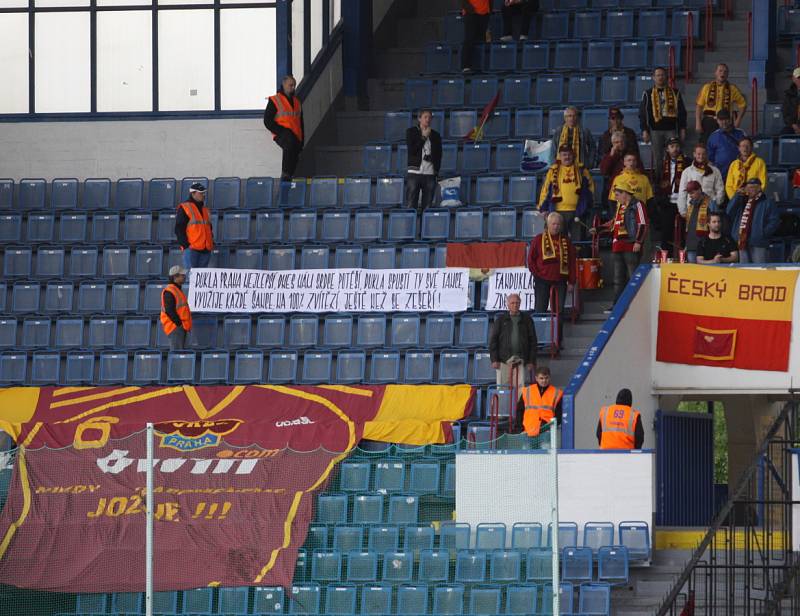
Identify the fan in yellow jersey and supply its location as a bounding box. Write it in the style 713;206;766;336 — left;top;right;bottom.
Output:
538;145;595;238
695;63;747;142
724;136;767;200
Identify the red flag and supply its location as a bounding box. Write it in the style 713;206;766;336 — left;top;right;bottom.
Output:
467;89;501;141
693;326;736;362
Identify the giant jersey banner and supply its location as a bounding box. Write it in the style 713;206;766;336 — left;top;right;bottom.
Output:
656;265;799;371
0;384;473;592
187;268;470;313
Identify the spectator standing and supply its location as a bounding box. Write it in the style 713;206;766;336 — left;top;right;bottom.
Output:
608;153;653;209
599;130;637;184
538;145;595;238
706;110;746;180
597;388;644;450
781;67;800;135
175;182;214;272
514;366;563;438
461;0;491;73
550;107;597;169
263;75;304;180
527;212;576;344
682;180;718;263
678;144;725;217
593;179;648;307
696;211;739;264
161;266;192;351
598;108;640;160
489;293;537;390
639;67;687;176
500;0;537;41
405;109;442;213
695;63;747;142
725;137;767;201
726;178;781;264
655;138;690;253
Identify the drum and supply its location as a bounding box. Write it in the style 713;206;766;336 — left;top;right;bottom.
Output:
577;257;602;289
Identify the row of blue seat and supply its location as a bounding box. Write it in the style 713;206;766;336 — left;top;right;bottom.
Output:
537;0;711;8
0;348;520;386
424;39;681;74
62;580;607;616
335;460;454;497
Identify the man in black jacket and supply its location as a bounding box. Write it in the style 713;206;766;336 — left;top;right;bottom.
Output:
263;75;305;180
639;67;687;177
782;68;800;135
489;294;537;389
405;109;442;213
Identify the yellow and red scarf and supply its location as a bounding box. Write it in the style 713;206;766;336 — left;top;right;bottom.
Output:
541;230;570;276
705;81;731;114
558;125;583;166
547;161;578;201
738;196;759;251
652;87;678;123
686;195;711;234
731;154;756;191
613;201;630;238
659;154;687;194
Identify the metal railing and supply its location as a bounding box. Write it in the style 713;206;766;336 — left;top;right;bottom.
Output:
686;12;695;83
705;0;715;51
752;77;759;135
655;398;800;615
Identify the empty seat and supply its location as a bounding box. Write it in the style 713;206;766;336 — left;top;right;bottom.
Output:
512;523;543;550
222;317;252;348
368;526;400;554
0;353;26;383
334;245;363;269
375;177;403;208
476;523;507;552
618;521;650;561
364;145;392;176
408;462;440;495
578;582;611;615
289;316;319;347
381;550;412;583
59;212;88;243
521;41;549;71
0;214;22;242
506;584;538;615
4;248;32;278
639;8;667;37
406;78;434;108
133;246;162;277
356;316;386;347
454;208;483;240
462;143;491;173
469;585;502;615
0;179;12;209
101;247;130;277
370;351;400;383
391;315;420;347
436;78;466;107
122;318;152;348
620;40;648;69
11;282;40;313
289;583;321;615
80;178;110;210
148;178;177;210
421;209;451;241
0;318;16;348
301;246;330;270
672;9;700;38
64;351;95;384
256;316;285;347
316;493;348;524
31;351;60;384
254;211;284;243
309;177;338;208
199;350;230;383
212;177;240;209
353;493;383;525
268;351;297;383
385;111;411;142
324;584;356;615
449;110;477;140
652;39;681;69
43;281;73;313
567;74;596;105
232;350;263;383
279;178;308;208
361;584;392;616
541;11;569;38
354;211;383;242
425;43;457;74
487;207;517;240
167;351;196;382
341;177;371;209
439;349;468;383
21;318;50;348
606;10;634;37
562;547;593;583
244;177;274;209
495;142;524;171
98;351;128;382
575;10;602;38
92;212;120;242
288;210;318;243
27;213;55;243
110;281;138;313
502;75;531;107
387;210;416;242
455;550;486;583
584;522;615;554
19;179;46;210
34;247;65;278
114;178;144;210
301;351;332;383
267;246;296;271
346;551;379;582
254;586;285;614
536;75;564;105
387;494;419;524
89;317;117;348
553;40;582;70
598;545;629;584
320;315;352;348
220;211;250;243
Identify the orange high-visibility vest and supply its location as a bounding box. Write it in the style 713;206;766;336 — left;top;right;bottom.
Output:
466;0;491;15
160;284;192;336
598;404;640;450
179;200;214;251
269;92;303;142
521;385;563;437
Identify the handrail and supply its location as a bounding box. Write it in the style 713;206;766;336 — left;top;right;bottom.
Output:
686;12;694;83
509;362;519;426
725;0;732;20
705;0;714;51
654;400;799;615
796;41;800;69
489;391;498;446
747;11;753;61
751;77;759;135
668;46;676;89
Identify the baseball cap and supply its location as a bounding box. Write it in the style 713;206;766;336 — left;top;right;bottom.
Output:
746;177;762;186
189;182;207;193
666;136;681;146
716;109;731;120
169;265;188;277
686;180;702;192
793;67;800;79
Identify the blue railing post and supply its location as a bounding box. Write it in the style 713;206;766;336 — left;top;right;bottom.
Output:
276;0;292;90
342;0;373;107
748;0;776;89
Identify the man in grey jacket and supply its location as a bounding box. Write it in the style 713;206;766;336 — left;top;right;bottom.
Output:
489;293;538;390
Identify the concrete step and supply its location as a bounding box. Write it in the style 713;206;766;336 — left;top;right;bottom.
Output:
372;48;425;79
394;17;447;48
335;111;388;146
312;146;364;177
366;78;407;111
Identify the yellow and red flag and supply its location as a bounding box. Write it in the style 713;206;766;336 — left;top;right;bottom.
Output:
656;264;799;371
466;90;501;141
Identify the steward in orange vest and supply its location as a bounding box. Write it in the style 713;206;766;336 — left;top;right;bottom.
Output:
175;183;214;271
161;266;192;350
514;367;563;437
264;75;304;180
597;388;644;450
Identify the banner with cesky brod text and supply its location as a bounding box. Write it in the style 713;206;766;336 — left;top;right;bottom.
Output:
485;268;537;311
187;268;470;313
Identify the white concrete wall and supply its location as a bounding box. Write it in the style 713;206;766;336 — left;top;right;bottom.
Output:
573;271;657;450
0;40;343;182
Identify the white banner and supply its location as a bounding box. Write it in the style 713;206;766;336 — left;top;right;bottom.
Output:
187;267;471;313
485;267;536;311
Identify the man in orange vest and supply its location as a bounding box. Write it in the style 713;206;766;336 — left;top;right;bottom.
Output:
175;182;214;272
161;265;192;350
597;388;644;450
514;366;563;438
264;75;304;180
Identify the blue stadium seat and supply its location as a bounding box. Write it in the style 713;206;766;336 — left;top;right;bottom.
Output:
218;587;248;615
43;281;73;313
244;177;274;209
221;211;251;243
587;41;614;69
21;318;51;348
333;525;364;553
619;521;650;562
89;317;117;348
606;10;634;37
458;314;489;348
421;208;451;241
632;73;653;105
425;314;455;347
525;548;552;583
536;75;564;106
79;179;111;211
342;177;372;208
449;110;478;140
779;137;800;166
320;315;352;348
336;350;365;383
487;207;517;240
553;41;582;70
753;138;773;166
122;318;151;348
316;493;348;525
279;178;308;208
353;493;384;525
361;583;392;615
579;582;611;615
367;526;399;554
408;462;440;495
543;583;574;615
767;171;789;202
364;145;393;176
356;315;386;347
568;74;596;105
436;78;466;107
404;349;434;383
268;351;298;383
672;10;700;38
395;144;409;174
110;280;137;313
406;78;434;109
639;9;667;38
289;316;319;347
319;211;349;243
506;584;538;615
620;40;648;69
166;351;195;382
575;10;602;38
143;281;163;313
354;211;383;242
4;248;32;278
91;212;120;243
375;177;403;208
0;352;26;383
366;246;396;270
50;178;78;209
474;176;504;205
514;108;544;141
34;247;65;278
541;12;569;39
267;246;296;270
470;585;502;614
455;550;487;583
31;351;59;384
0;213;21;242
0;179;12;209
382;551;413;583
397;584;429;615
344;551;377;582
582;107;610;137
548;522;579;550
310;177;338;208
417;549;448;583
59;212;88;243
199;350;230;382
114;178;144;211
441;142;459;174
301;246;331;270
0;319;16;348
400;245;429;269
133;246;162;277
385;111;411;142
763;103;784;136
289;583;322;615
388;494;419;524
301;351;332;383
98;351;128;383
391;314;420;347
489;42;517;71
441;522;471;554
254;586;285;614
208;177;239;210
101;246;130;277
512;523;543;550
484;110;511;140
600;73;629;104
462;143;491;173
288;210;318;243
232;350;263;383
335;245;364;269
584;522;615;554
652;39;681;69
370;350;400;383
27;213;55;243
454;207;483;240
147;178;177;210
476;523;506;551
387;210;417;242
340;461;370;493
521;41;549;71
18;179;46;210
598;546;629;584
470;77;499;106
64;351;95;384
12;282;40;313
324;584;356;615
489;550;522;584
495;142;524;171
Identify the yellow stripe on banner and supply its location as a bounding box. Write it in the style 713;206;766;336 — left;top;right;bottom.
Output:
659;264;799;321
49;386;141;409
0;423;41;560
316;385;374;398
182;385;246;420
52;387;96;397
253;491;305;584
54;387;184;424
0;388;41;441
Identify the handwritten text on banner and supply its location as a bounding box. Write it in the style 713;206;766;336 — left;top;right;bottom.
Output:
485;267;537;311
187;268;471;313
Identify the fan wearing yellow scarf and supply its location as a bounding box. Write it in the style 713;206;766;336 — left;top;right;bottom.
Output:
724;136;767;200
549;107;597;168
